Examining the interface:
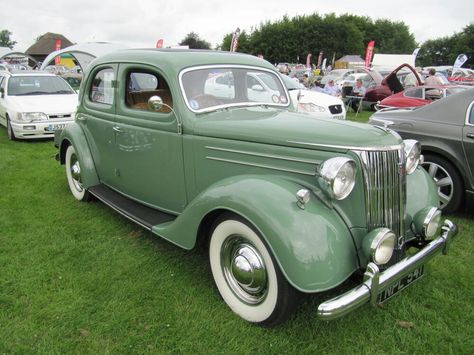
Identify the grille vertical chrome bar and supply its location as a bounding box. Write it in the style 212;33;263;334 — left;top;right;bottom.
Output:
355;148;405;238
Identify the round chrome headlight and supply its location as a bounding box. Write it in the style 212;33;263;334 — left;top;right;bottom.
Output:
404;139;421;175
319;157;356;200
363;228;396;265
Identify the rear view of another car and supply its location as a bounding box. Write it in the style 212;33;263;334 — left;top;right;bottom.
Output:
0;71;78;140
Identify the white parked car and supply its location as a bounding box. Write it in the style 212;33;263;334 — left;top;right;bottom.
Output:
281;74;346;120
0;70;78;140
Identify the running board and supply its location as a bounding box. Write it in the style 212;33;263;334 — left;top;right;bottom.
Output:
88;184;176;230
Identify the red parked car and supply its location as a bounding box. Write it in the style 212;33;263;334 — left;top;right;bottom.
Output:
376;85;468;109
364;63;422;110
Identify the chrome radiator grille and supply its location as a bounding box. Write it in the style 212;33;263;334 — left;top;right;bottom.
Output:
355;148;406;237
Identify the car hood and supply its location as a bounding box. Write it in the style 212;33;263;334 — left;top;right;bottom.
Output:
194;107;400;150
7;94;78;113
288;89;343;106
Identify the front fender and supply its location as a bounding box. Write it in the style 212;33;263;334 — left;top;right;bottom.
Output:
56;122;99;189
406;166;439;217
153;175;358;293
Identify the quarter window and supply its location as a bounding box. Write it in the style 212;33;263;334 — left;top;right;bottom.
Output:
90;68;115;105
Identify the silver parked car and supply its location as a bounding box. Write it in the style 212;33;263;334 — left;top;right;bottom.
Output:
369;88;474;213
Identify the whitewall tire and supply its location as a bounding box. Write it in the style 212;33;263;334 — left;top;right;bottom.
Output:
209;214;297;326
65;145;90;201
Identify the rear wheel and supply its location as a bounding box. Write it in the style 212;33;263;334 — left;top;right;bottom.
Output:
65;145;91;201
209;213;298;326
422;154;463;213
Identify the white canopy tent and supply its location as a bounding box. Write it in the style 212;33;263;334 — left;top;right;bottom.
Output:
0;47;39;67
40;42;129;71
371;54;416;70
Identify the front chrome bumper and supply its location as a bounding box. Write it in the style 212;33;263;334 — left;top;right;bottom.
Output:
317;219;458;320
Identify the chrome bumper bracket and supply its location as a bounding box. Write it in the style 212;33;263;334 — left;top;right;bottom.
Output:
317;219;457;320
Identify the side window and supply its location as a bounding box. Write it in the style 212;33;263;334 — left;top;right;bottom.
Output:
125;71;173;112
470;102;474;125
405;88;423;98
90;68;115;105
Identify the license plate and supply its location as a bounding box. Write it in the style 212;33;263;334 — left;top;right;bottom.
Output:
46;124;66;132
333;115;345;120
377;265;425;303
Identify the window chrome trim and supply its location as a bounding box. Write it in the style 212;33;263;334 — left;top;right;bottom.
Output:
465;99;474;126
178;64;290;113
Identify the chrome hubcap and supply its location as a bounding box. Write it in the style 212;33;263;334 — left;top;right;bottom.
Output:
69;153;84;192
422;161;453;209
221;237;267;305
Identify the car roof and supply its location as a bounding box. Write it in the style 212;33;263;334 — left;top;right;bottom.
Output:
91;49;276;74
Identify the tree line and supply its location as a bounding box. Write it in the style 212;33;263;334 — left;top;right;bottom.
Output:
2;14;472;68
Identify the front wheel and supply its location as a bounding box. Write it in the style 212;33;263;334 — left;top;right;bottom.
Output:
6;116;17;141
65;145;91;201
209;214;298;326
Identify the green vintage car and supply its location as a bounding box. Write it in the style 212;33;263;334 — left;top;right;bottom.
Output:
55;49;457;326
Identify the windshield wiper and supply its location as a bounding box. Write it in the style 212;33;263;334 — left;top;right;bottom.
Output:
15;91;49;96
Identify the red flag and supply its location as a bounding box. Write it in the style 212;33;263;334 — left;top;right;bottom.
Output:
365;40;375;69
156;39;164;48
306;53;312;68
54;39;62;65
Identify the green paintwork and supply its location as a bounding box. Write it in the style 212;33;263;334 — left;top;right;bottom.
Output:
56;49;443;293
152;175;358;292
56;122;99;188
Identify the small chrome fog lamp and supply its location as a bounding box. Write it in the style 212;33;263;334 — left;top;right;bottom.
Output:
318;157;356;200
404;139;421;175
362;228;396;265
413;207;442;238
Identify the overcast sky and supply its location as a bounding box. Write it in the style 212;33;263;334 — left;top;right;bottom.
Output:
2;0;472;52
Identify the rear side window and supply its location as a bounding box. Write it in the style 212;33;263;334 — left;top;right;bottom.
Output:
90;68;114;105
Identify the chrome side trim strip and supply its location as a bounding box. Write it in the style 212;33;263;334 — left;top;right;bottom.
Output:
205;146;321;165
287;140;403;152
206;156;316;176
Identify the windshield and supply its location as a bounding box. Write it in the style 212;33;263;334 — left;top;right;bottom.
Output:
8;75;75;96
180;66;289;112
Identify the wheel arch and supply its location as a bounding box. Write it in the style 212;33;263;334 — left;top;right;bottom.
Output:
153;175;358;293
56;122;99;189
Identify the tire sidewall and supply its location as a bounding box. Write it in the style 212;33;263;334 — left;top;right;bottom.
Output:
209;218;279;324
65;145;86;201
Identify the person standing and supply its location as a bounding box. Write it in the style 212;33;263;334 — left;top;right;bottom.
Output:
424;68;443;86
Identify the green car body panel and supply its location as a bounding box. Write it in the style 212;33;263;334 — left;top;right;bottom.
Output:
55;49;445;296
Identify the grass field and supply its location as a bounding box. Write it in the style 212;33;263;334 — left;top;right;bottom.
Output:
1;115;473;353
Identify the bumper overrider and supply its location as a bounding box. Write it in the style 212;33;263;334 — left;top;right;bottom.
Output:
317;219;458;320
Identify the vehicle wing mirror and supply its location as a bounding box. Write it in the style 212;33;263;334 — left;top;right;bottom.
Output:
148;95;164;111
0;87;4;98
251;84;264;92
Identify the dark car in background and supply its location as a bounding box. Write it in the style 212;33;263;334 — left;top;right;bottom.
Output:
370;88;474;213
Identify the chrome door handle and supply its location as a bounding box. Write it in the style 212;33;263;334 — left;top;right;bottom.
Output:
467;133;474;139
76;116;87;121
113;126;123;133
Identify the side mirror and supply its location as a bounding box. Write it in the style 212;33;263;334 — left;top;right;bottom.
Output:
148;95;163;111
0;87;4;98
251;84;264;92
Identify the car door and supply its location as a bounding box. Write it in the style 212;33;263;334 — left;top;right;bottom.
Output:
112;64;186;213
78;64;118;186
463;99;474;188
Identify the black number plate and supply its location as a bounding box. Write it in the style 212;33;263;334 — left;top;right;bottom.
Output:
377;265;425;303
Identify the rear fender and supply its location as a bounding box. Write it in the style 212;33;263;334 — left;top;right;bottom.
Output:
152;175;358;292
